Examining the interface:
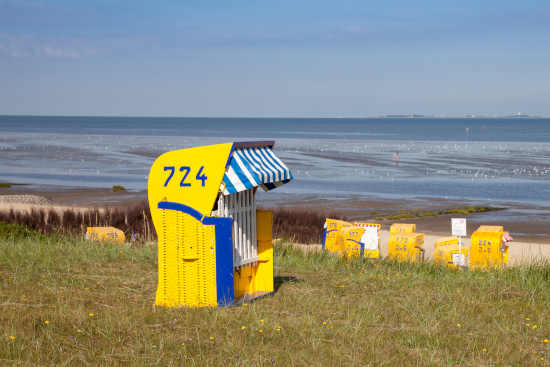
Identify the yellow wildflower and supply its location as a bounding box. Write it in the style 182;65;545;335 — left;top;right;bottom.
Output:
44;320;49;325
276;326;281;331
241;326;247;331
526;317;531;321
181;342;185;347
322;321;327;325
243;303;248;306
9;335;15;340
482;348;487;353
456;323;461;328
526;323;530;327
89;313;94;317
544;339;549;343
209;336;214;341
533;325;538;329
258;329;263;334
260;319;264;324
77;329;82;333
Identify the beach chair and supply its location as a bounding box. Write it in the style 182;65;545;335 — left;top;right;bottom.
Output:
322;218;350;255
434;236;469;269
470;225;510;269
86;226;125;244
147;141;293;308
388;223;424;263
323;219;381;259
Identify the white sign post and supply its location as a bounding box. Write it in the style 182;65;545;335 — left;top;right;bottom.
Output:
451;218;467;267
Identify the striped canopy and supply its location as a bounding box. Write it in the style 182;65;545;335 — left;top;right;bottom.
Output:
221;142;293;195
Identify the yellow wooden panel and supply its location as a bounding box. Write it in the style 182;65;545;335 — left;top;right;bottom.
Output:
389;223;416;234
388;233;424;263
324;218;351;255
255;210;274;293
86;227;125;244
470;227;506;270
233;210;274;300
155;209;217;308
434;237;469;269
148;143;233;243
342;227;365;259
477;225;504;233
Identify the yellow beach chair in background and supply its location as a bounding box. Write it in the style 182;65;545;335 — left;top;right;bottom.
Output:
322;219;381;259
388;223;424;263
434;236;469;269
470;225;511;269
86;226;125;244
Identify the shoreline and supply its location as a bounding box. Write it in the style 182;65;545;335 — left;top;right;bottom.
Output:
1;184;550;244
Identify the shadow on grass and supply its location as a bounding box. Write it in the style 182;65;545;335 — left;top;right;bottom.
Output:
274;275;300;293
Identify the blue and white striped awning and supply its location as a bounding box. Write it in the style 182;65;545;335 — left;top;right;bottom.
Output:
221;143;293;195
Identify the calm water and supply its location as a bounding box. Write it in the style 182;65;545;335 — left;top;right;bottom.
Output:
1;115;550;206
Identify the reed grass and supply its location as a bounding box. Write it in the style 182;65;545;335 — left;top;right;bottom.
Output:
0;201;156;243
0;202;503;246
0;204;337;244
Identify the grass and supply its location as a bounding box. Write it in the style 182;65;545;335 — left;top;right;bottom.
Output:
0;182;11;188
375;206;503;221
112;185;127;192
2;226;550;365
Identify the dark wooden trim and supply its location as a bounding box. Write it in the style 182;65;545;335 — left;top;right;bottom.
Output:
234;141;275;149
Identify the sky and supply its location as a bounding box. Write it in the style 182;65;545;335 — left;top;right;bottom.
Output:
1;0;549;117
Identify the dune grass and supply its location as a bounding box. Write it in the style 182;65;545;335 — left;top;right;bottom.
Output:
112;185;127;192
2;230;550;365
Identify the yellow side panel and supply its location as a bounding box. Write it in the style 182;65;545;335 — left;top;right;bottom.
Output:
434;237;469;269
234;265;255;300
233;210;274;299
388;233;424;263
477;225;504;233
389;223;416;234
470;229;505;270
324;218;351;255
155;210;217;308
255;210;274;293
342;227;365;259
364;249;380;259
86;227;125;244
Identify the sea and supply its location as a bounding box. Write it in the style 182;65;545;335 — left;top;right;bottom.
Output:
1;115;550;208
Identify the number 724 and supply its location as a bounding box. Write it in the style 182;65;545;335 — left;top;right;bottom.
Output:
163;166;208;187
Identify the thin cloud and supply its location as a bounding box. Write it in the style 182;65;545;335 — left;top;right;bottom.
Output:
0;34;93;59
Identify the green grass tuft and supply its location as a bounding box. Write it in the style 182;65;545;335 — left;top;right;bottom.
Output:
112;185;127;192
0;182;11;188
0;221;45;240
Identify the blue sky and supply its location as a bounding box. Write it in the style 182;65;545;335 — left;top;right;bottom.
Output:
1;0;549;116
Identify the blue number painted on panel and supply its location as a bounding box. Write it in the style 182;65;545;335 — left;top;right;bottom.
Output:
179;166;191;187
163;166;175;187
196;166;208;186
